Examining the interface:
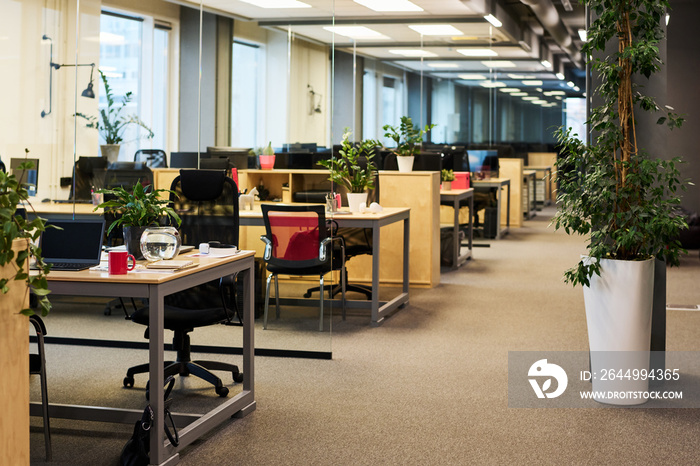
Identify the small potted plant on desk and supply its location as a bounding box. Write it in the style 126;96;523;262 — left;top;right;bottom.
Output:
441;169;455;191
317;130;379;212
1;155;52;461
383;116;435;173
76;70;154;163
554;0;686;404
95;182;181;259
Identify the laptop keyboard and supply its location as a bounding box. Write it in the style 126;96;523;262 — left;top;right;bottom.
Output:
48;262;95;271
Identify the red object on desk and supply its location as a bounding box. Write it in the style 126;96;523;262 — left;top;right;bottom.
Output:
453;172;470;189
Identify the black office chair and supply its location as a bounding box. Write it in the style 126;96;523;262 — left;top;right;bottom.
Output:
123;170;243;397
30;314;51;462
261;204;345;331
134;149;168;168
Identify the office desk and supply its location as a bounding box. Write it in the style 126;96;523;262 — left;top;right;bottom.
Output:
439;189;473;269
26;201;102;218
240;207;410;326
523;170;537;219
472;178;511;239
36;252;256;466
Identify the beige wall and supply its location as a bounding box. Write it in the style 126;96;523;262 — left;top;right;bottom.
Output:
1;0;101;200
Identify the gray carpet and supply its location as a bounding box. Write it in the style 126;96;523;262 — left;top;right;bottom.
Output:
30;206;700;465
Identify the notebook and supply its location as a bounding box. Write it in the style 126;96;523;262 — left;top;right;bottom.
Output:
40;218;106;271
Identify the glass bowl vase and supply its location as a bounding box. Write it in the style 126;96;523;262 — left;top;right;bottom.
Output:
140;226;181;261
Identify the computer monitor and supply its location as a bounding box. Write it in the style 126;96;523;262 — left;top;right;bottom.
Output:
467;150;498;179
10;157;39;196
170;152;199;169
70;156;109;201
206;146;251;169
104;162;153;189
284;143;317;153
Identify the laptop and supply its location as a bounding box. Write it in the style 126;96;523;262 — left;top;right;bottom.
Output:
39;218;106;271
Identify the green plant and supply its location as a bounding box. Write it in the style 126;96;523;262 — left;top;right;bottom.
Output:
0;151;52;316
76;70;154;145
554;0;687;287
383;116;435;157
262;142;275;156
95;182;181;236
441;169;455;182
317;130;379;193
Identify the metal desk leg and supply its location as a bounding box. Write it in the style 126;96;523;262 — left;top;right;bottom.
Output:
403;216;410;297
452;197;460;268
468;194;474;252
148;285;170;465
371;223;381;325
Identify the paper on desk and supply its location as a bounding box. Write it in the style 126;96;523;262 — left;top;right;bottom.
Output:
89;263;177;274
190;248;242;258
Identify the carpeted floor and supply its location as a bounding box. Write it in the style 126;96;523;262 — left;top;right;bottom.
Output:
30;206;700;465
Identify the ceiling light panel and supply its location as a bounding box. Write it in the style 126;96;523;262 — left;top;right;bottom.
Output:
389;49;437;57
484;14;502;28
427;63;459;69
458;74;487;80
324;26;390;40
457;49;498;57
409;24;463;36
354;0;422;12
479;81;506;88
522;80;543;86
237;0;311;8
481;60;516;68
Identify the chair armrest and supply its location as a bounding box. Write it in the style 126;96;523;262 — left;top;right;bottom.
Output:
319;236;345;263
260;235;273;260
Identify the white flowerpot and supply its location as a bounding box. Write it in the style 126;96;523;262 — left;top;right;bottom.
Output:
442;181;452;191
346;192;368;213
397;155;414;173
583;257;654;405
100;144;121;164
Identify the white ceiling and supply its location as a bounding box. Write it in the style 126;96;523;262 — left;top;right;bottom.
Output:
171;0;586;94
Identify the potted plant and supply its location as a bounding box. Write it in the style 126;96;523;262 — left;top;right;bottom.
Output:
441;169;455;191
259;142;275;170
1;155;52;461
318;130;379;212
76;70;154;163
383;116;435;173
554;0;686;404
95;182;181;259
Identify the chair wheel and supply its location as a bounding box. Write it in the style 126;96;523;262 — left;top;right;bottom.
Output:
233;372;244;384
216;386;229;397
123;376;134;388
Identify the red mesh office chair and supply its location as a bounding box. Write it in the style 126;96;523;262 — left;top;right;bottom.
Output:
261;204;345;331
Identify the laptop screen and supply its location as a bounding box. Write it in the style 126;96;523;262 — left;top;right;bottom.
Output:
41;219;106;263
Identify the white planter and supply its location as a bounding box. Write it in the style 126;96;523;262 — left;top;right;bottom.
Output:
346;192;368;213
397;155;414;173
100;144;121;164
583;257;654;405
442;181;452;191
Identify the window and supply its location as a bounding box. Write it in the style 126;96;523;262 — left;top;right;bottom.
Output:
231;41;261;148
99;10;171;160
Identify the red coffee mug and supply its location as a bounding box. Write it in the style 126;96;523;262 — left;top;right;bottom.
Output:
108;250;136;275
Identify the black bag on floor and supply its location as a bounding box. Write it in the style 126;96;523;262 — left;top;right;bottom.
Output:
120;376;179;466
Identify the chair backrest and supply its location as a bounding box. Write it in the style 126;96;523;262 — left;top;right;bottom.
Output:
134;149;168;168
261;204;329;269
169;169;240;247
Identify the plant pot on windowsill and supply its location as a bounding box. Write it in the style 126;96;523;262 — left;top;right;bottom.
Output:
396;155;414;173
101;144;121;164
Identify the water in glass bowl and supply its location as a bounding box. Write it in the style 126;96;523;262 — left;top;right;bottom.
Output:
140;227;181;261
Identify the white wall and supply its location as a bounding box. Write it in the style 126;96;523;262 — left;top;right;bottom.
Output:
1;0;101;201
